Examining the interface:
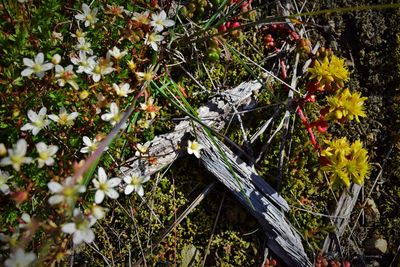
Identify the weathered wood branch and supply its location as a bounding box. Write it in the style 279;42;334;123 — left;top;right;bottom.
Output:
196;127;311;266
120;81;311;266
322;184;362;254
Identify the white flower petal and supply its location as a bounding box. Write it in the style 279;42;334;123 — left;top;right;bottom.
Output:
82;3;90;13
38;107;47;116
97;167;107;183
62;223;77;234
27;110;38;122
15;139;27;155
72;232;84;244
21;68;34;76
82;229;95;243
106;188;119;199
47;181;63;193
45;157;55;166
95;190;105;204
101;114;113;121
83;136;91;146
35;53;44;64
123;176;131;184
137;186;144;196
107;178;121;187
124;185;133;195
48;195;64;205
48;114;59;122
23;58;35;67
35;142;46;152
80;147;90;153
142;175;151;183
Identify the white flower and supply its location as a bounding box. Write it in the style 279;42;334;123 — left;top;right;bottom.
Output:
52;54;61;65
88;58;114;82
132;10;150;24
140;97;160;119
135;70;154;83
47;177;86;206
80;136;108;154
75;3;98;27
35;142;58;168
105;4;125;17
123;173;150;196
19;213;32;229
0;169;12;195
0;139;32;171
107;46;127;60
21;52;54;78
92;167;121;204
71;29;87;39
51;31;63;44
75;37;93;55
55;65;79;90
101;102;127;128
144;32;164;51
20;107;50;136
113;83;133;97
150;10;175;32
70;51;96;74
89;204;106;220
62;208;96;244
48;107;79;126
135;143;149;157
4;248;36;267
187;140;204;159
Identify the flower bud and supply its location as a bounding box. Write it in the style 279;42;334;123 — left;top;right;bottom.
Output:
0;143;6;156
79;90;89;100
52;54;61;65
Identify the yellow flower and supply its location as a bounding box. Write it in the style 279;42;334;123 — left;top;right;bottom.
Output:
325;88;367;123
321;138;369;187
329;55;349;84
308;55;349;88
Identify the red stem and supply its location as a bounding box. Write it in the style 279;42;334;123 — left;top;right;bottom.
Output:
296;105;319;150
280;59;319;150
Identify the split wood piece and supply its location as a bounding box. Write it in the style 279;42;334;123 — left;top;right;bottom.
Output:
196;128;312;267
322;183;362;254
120;80;311;264
120;81;288;211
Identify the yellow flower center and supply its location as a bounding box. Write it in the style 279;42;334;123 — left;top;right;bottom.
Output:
39;151;49;160
33;64;42;72
11;155;23;165
89;143;97;151
99;183;108;191
58;113;69;125
190;142;199;150
86;14;94;22
130;176;140;185
63;187;74;197
143;72;152;82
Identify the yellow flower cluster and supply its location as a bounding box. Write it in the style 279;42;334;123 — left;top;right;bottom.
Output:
308;55;349;88
325;88;367;123
321;137;370;187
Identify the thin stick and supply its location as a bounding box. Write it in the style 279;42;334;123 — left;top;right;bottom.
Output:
201;192;226;267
